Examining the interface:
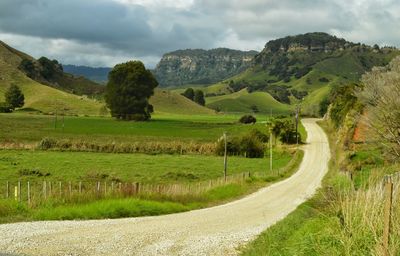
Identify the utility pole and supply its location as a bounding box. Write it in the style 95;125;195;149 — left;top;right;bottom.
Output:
54;101;58;129
62;107;65;133
223;131;227;181
295;104;300;146
268;109;273;174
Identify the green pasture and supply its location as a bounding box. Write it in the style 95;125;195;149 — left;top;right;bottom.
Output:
0;113;272;144
0;149;292;184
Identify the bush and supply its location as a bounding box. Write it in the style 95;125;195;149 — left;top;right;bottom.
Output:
216;131;265;158
249;129;269;143
0;102;12;113
239;115;257;124
279;130;301;144
38;137;57;150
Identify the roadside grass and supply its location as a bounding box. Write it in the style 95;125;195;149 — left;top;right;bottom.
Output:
241;120;400;256
0;149;303;223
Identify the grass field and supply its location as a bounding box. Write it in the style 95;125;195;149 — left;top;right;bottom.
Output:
0;149;292;184
0;149;303;223
0;113;270;144
206;91;292;114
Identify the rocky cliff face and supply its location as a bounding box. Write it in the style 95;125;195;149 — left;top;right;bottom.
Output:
153;48;257;86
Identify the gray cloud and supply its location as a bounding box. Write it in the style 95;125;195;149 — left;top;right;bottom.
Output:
0;0;399;68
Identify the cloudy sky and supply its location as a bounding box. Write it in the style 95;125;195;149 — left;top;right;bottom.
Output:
1;0;399;68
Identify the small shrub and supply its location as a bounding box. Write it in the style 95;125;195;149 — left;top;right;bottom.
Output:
38;137;57;149
19;168;50;177
0;102;12;113
216;131;265;158
249;129;269;143
319;77;330;83
239;115;257;124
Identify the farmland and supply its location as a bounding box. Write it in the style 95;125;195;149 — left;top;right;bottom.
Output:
0;113;269;144
0;112;304;223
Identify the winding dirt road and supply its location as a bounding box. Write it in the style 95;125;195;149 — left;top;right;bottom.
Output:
0;118;330;256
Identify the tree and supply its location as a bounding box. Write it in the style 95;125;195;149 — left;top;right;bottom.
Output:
105;61;158;121
250;105;259;113
193;90;205;106
181;88;195;101
239;115;256;124
357;56;400;159
5;84;24;110
19;59;36;78
38;57;62;80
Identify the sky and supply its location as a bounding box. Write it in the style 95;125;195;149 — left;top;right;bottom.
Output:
0;0;399;68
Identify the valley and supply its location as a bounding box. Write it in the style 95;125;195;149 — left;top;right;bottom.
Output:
0;28;399;256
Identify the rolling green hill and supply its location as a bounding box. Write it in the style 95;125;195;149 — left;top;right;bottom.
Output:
202;33;400;116
206;91;292;114
0;41;215;116
151;89;215;115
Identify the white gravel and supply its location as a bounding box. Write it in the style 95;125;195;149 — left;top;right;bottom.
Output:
0;119;330;256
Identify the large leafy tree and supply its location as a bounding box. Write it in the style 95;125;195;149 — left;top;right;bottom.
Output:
106;61;158;121
5;84;24;110
193;89;205;106
181;88;195;101
357;56;400;158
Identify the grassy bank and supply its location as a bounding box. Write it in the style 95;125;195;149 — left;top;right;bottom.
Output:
241;121;400;256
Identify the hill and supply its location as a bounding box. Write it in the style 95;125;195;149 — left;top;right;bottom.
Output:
153;48;258;87
203;32;400;116
206;89;292;114
150;89;215;115
0;41;214;116
0;41;105;115
62;64;111;84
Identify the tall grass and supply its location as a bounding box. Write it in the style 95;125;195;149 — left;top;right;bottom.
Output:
331;173;400;255
37;137;217;155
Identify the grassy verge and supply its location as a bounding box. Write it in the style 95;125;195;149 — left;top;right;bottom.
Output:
240;120;400;256
0;150;303;223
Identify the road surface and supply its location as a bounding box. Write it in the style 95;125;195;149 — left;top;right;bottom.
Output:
0;118;330;255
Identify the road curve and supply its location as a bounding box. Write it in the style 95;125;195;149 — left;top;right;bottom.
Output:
0;118;330;256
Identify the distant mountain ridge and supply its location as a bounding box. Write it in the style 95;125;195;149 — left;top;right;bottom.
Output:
153;48;258;86
63;64;111;84
201;32;400;116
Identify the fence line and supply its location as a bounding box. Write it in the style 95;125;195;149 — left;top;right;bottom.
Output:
1;171;259;205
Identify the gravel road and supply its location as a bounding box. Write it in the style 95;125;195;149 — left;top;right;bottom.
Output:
0;118;330;256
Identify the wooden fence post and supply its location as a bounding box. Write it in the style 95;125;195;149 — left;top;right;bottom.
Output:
223;132;227;181
59;181;62;197
18;181;21;202
79;181;82;194
43;181;47;200
49;181;52;196
14;186;18;201
136;182;140;194
6;181;9;199
69;181;72;196
383;175;393;256
27;181;31;205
